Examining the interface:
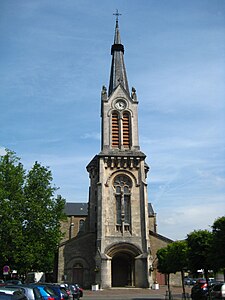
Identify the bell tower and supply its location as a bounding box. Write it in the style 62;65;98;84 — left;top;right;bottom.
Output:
101;14;140;152
87;14;151;288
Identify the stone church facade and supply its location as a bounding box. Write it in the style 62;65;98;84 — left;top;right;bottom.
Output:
58;18;173;289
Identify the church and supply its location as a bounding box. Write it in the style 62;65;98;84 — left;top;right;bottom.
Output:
57;16;172;289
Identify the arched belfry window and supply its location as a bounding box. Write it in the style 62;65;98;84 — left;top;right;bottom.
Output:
112;112;119;148
122;112;130;148
111;111;131;149
113;175;132;233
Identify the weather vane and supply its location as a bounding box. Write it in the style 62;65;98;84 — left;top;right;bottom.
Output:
113;9;122;22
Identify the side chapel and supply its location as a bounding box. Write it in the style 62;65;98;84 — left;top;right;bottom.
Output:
58;16;172;289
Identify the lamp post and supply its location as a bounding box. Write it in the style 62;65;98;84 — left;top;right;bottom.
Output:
69;223;74;239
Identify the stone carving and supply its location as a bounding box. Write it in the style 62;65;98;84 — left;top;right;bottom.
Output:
131;87;137;101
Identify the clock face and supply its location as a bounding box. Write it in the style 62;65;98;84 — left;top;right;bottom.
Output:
115;100;126;110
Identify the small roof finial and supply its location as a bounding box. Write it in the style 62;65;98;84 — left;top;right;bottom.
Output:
113;9;122;24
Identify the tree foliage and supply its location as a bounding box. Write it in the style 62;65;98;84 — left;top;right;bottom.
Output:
0;151;25;269
0;150;66;276
211;216;225;278
157;241;188;274
157;240;188;298
186;229;213;283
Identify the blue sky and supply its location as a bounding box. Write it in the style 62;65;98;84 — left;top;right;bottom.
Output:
1;0;225;240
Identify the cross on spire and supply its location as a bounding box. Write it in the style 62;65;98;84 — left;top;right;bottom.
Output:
113;9;122;23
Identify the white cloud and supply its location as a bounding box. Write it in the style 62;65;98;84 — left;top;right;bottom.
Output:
0;147;6;156
157;200;225;240
81;132;100;140
23;153;90;169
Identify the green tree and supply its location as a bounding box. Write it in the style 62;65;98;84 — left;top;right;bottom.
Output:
157;246;171;294
187;230;213;285
0;151;25;271
0;150;66;276
211;216;225;280
22;162;65;273
167;241;188;297
157;241;188;299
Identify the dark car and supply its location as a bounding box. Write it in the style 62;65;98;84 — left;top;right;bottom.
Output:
210;282;225;299
59;287;69;300
59;285;78;300
69;285;82;298
184;277;196;286
4;281;22;286
67;285;80;299
191;278;208;300
0;281;4;287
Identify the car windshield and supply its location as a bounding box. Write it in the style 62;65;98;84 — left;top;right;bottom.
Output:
43;287;57;298
33;288;43;300
213;284;223;291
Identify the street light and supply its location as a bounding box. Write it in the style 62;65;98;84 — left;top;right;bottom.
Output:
69;223;74;239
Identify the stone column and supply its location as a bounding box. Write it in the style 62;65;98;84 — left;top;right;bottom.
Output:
135;254;149;288
100;256;112;289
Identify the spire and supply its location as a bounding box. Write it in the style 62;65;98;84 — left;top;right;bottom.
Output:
108;11;129;96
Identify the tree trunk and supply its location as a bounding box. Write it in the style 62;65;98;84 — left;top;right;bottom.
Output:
167;273;172;300
181;270;186;299
204;268;210;300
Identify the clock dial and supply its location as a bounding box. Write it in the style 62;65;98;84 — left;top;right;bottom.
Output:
115;100;126;110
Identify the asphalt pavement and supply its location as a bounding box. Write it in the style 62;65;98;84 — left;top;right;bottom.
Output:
82;286;192;300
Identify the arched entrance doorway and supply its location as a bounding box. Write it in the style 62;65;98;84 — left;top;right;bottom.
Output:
106;242;142;288
112;252;134;287
72;263;84;286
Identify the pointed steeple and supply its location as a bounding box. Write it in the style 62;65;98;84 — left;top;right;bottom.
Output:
108;13;129;96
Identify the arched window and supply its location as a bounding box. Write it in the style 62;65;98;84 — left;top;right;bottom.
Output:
122;112;130;148
79;219;85;232
114;175;132;233
112;112;119;148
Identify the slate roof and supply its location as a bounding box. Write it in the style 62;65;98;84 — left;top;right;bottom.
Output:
64;202;155;217
149;230;174;243
148;203;155;216
108;18;129;96
64;202;88;216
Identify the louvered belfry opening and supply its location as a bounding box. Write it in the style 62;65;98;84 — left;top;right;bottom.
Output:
112;112;119;148
122;112;130;148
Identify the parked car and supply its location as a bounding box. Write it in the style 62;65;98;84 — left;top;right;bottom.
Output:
58;287;69;300
208;278;217;287
28;284;58;300
0;291;27;300
210;282;225;299
0;288;27;300
2;286;34;300
184;277;196;286
2;284;48;300
5;281;22;286
59;285;76;300
24;272;45;284
36;283;69;300
191;278;208;300
69;285;82;298
0;281;5;287
66;285;80;299
0;288;24;296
